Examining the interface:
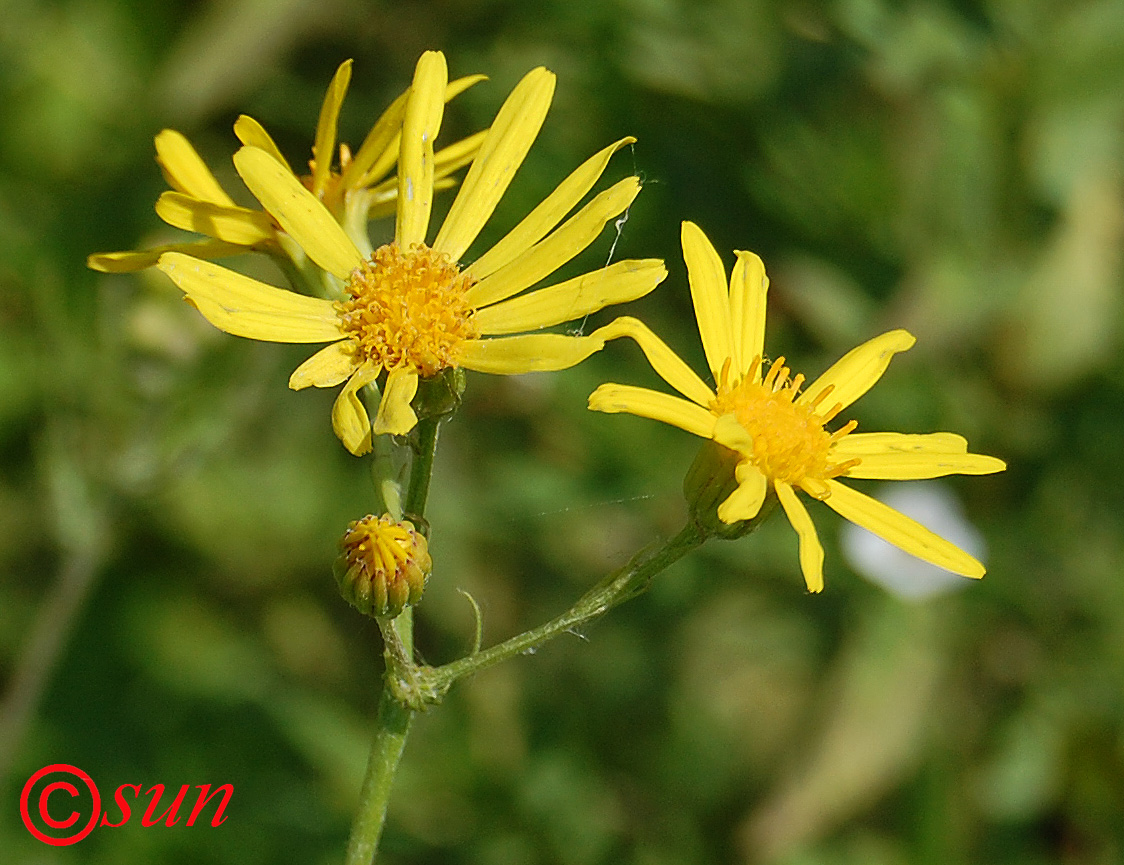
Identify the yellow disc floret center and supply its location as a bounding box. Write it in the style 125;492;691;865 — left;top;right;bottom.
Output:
337;242;478;378
711;357;856;493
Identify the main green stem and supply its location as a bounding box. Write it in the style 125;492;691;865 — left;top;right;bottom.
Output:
344;415;440;865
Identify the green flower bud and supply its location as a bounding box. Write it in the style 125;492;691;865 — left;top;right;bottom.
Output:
334;515;431;618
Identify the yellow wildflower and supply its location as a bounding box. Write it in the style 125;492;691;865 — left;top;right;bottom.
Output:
590;221;1005;592
156;51;666;455
87;59;486;273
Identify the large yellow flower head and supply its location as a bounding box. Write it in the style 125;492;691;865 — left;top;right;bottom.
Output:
590;221;1005;593
155;51;666;455
87;59;485;273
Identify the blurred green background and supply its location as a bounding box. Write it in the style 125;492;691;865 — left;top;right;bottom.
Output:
2;0;1122;862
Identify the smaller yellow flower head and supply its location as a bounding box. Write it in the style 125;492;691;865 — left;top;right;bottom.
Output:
590;221;1006;593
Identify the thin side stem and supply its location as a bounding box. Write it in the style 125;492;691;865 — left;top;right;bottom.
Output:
425;521;706;692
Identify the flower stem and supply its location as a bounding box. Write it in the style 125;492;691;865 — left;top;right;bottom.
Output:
424;521;707;694
344;414;441;865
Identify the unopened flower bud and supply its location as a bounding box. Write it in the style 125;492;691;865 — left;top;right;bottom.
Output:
334;515;431;618
682;439;772;540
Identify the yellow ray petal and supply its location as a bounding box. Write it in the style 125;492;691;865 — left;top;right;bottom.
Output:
87;239;246;273
681;221;735;383
593;316;715;407
311;59;352;199
157;252;342;342
799;329;916;415
588;383;717;439
372;367;420;436
455;331;608;374
842;452;1007;480
466;137;637;281
776;481;825;593
332;362;380;456
717;463;768;522
233;115;292;172
729;249;768;378
434;130;489;179
233;146;362;280
832;432;969;457
466;176;641;308
289;340;359;390
154;129;234;207
346;75;487;192
433;67;556;262
711;413;754;457
823;479;985;577
155;192;275;246
472;258;665;335
397;51;447;248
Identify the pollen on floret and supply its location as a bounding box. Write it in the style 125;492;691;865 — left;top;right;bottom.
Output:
711;356;859;494
336;242;478;378
334;514;431;618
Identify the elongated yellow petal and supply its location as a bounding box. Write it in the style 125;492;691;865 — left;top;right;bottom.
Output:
711;413;754;457
433;67;556;261
776;481;825;593
372;367;419;436
843;452;1007;480
347;75;487;192
466;137;637;281
833;432;968;457
157;252;342;342
289;340;359;389
434;130;489;178
332;362;380;455
233;146;362;279
312;59;352;198
155;129;234;207
455;331;607;374
472;259;665;335
823;479;985;577
397;51;447;248
588;383;717;439
155;192;275;246
466;176;641;308
344;104;407;192
87;239;246;273
681;221;735;383
717;463;768;522
799;329;916;415
233;115;292;172
729;249;768;378
594;316;715;407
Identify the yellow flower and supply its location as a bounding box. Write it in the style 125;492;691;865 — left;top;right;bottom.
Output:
87;59;486;273
155;51;666;455
589;221;1005;592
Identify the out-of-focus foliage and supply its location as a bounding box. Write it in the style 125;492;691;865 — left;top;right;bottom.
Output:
2;0;1123;863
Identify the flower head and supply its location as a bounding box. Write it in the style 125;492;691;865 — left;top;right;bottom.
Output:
334;515;431;618
155;51;665;454
590;221;1005;592
87;59;486;273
